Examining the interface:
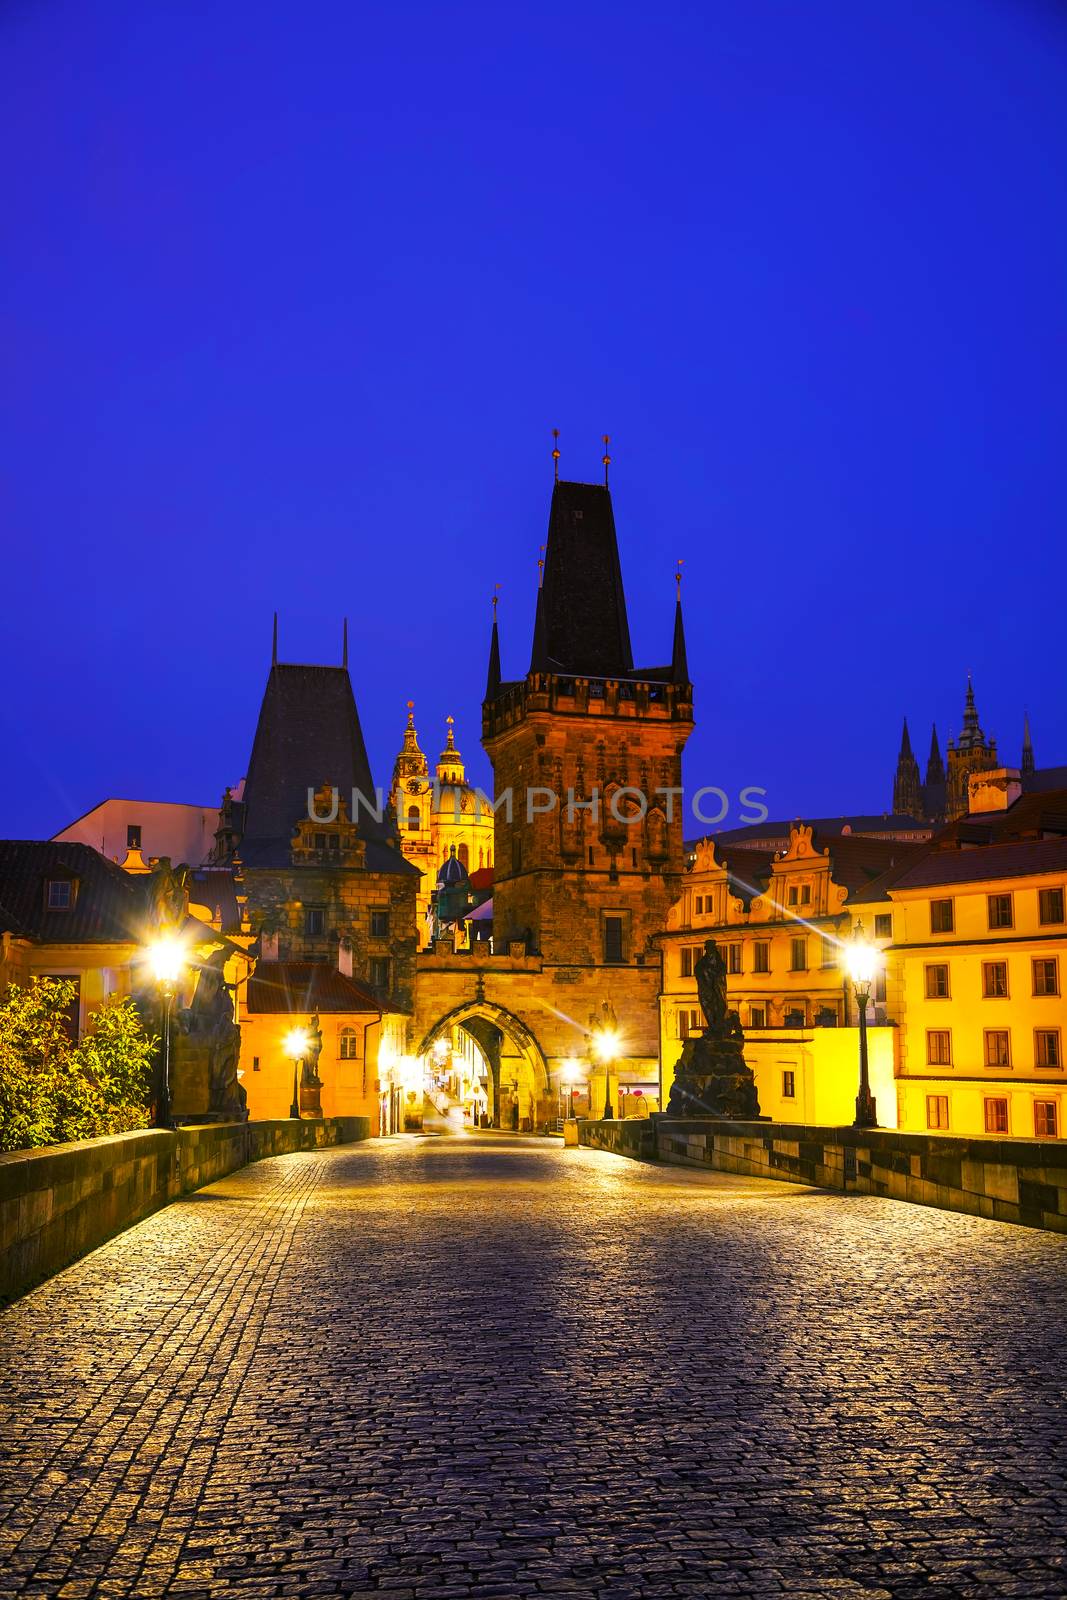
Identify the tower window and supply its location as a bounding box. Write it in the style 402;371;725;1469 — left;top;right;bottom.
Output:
406;805;420;831
370;909;390;939
603;917;624;964
305;907;326;937
370;957;391;989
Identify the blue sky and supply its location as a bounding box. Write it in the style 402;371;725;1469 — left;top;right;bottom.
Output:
2;0;1065;838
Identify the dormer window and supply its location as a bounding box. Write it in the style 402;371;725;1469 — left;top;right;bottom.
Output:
46;879;74;909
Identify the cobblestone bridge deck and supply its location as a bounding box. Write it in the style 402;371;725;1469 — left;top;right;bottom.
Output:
1;1132;1066;1599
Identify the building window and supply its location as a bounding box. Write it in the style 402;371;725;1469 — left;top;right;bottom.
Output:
680;945;702;978
874;972;887;1004
984;1098;1008;1134
926;1094;950;1130
1039;887;1065;925
749;1004;766;1028
370;909;390;940
369;957;390;989
406;805;420;831
458;843;469;869
314;832;327;851
46;879;73;910
821;938;837;968
677;1007;701;1040
984;1029;1011;1068
305;907;326;937
789;937;807;972
925;963;950;999
252;1056;260;1072
927;1029;952;1066
339;1029;358;1059
982;961;1008;999
753;942;769;974
782;1070;796;1099
603;917;624;964
126;824;142;850
1035;1029;1062;1069
787;885;798;906
726;943;741;975
987;893;1013;930
1033;958;1059;997
800;884;811;905
874;913;892;940
930;899;954;933
1034;1100;1059;1138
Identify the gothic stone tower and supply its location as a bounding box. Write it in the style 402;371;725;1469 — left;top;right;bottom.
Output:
483;478;693;968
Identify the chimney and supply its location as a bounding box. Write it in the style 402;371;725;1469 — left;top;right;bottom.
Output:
260;929;280;961
338;937;353;978
968;768;1023;815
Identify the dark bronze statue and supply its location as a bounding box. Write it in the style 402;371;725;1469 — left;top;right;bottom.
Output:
666;938;762;1121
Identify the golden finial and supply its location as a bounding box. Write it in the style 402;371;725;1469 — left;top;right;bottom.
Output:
603;434;611;487
676;558;683;595
552;427;560;482
406;699;415;728
492;582;501;618
445;714;456;750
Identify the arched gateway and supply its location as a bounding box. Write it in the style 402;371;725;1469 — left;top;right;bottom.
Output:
415;999;551;1131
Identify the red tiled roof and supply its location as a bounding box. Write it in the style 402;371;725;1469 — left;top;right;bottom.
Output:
889;837;1067;891
468;866;494;890
246;961;381;1014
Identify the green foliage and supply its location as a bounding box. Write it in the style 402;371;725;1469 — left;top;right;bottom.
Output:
0;979;158;1153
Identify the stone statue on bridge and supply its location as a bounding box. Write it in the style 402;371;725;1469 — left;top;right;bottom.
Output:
667;938;762;1120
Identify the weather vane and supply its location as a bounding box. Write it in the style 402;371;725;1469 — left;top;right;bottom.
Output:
603;433;611;487
552;427;560;482
676;558;683;595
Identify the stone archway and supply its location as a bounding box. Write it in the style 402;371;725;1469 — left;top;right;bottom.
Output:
416;1001;551;1131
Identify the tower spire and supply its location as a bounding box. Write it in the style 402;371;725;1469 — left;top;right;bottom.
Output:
671;560;689;685
485;587;502;700
893;717;922;817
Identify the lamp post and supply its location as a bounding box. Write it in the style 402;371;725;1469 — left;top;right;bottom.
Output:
145;934;186;1130
284;1027;311;1120
592;1027;621;1121
845;930;880;1129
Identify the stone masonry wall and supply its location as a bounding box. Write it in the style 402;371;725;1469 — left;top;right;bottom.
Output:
576;1117;1067;1232
0;1117;371;1303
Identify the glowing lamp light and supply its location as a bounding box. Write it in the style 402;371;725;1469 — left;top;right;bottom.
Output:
145;934;186;988
561;1056;580;1088
844;933;880;995
284;1027;311;1060
592;1028;622;1063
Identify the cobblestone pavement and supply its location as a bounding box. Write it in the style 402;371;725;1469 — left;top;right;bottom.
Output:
2;1133;1066;1600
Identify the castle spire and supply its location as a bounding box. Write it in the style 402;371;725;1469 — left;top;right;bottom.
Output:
926;723;945;785
1022;712;1035;779
893;717;923;817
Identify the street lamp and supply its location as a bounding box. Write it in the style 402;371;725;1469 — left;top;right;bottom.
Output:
284;1026;311;1120
145;933;187;1130
559;1055;581;1122
592;1027;621;1121
844;930;880;1129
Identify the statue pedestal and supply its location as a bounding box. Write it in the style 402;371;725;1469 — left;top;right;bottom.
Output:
667;1032;762;1120
298;1081;323;1119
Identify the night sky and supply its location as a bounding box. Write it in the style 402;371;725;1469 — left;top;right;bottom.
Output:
3;1;1066;842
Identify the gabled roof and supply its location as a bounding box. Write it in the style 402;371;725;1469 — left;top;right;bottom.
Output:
701;814;931;851
0;841;153;945
246;962;382;1015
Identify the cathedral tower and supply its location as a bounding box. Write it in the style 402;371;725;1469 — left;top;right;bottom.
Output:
892;719;922;817
482;478;693;966
946;675;998;820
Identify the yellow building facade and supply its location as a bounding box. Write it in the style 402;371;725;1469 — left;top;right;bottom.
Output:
851;830;1067;1140
658;826;905;1125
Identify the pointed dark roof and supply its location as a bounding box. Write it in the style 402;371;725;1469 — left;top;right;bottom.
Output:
926;723;945;783
485;613;501;698
240;662;384;857
897;718;914;759
536;481;634;677
671;596;689;685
